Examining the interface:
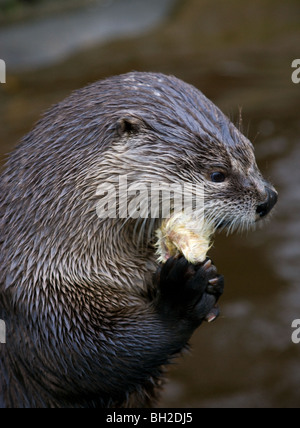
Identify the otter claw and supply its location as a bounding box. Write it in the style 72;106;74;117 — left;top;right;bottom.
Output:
205;305;220;323
203;259;212;270
208;277;219;285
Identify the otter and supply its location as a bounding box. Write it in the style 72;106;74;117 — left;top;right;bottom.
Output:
0;72;277;408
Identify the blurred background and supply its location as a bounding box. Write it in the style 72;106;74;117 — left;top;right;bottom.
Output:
0;0;300;408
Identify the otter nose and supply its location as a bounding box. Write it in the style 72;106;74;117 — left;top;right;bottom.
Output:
256;188;278;218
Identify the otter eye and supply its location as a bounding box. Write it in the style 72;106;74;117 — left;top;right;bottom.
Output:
210;172;226;183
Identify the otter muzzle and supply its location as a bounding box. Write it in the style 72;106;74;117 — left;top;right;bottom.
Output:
256;187;278;218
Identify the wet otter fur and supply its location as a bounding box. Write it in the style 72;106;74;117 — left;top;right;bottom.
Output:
0;72;277;408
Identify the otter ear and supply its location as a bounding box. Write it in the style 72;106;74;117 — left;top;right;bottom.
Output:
116;116;144;137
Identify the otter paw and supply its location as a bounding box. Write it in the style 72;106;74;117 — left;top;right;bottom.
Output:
155;256;224;328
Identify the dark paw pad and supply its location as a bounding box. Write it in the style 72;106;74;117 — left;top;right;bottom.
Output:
155;256;224;328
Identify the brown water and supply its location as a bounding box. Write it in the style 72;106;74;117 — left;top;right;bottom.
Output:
1;0;300;408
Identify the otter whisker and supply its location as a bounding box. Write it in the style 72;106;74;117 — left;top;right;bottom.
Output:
117;216;132;236
227;217;240;236
147;217;158;244
133;216;144;245
138;217;149;250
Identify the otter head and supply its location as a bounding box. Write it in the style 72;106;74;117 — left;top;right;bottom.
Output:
97;72;277;237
